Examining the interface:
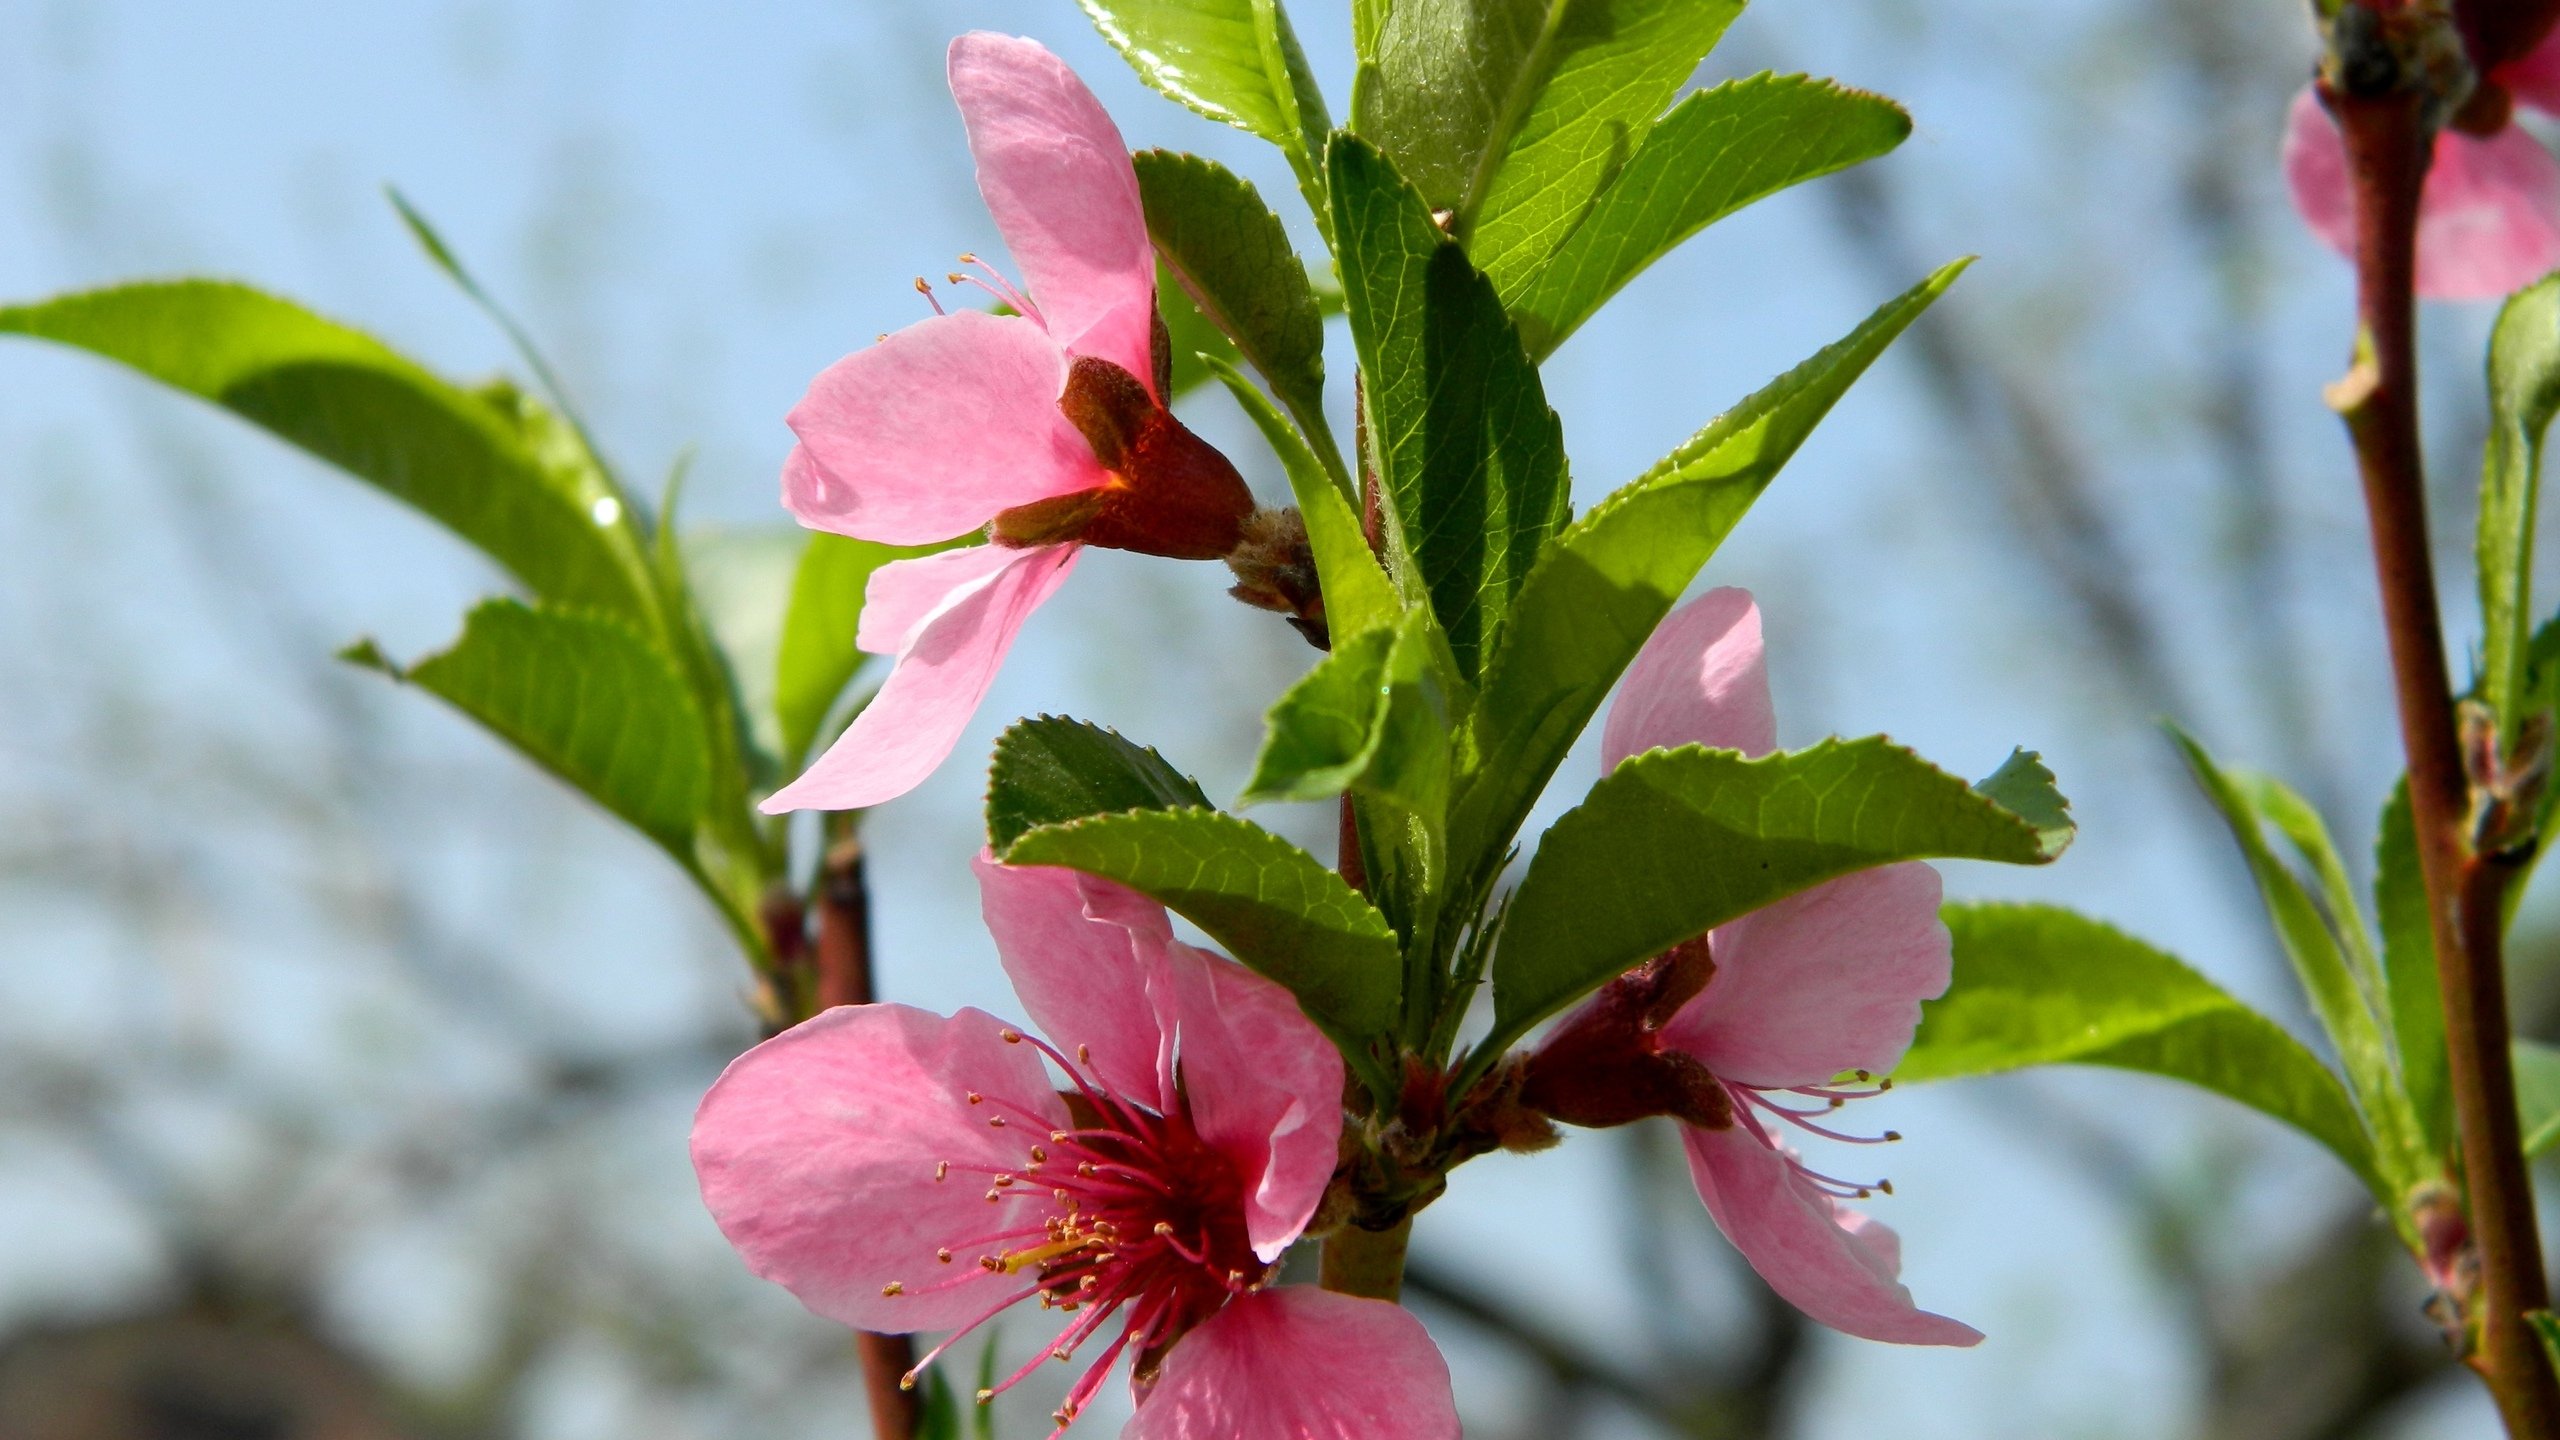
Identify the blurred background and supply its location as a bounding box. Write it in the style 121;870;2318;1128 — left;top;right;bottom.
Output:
0;0;2546;1435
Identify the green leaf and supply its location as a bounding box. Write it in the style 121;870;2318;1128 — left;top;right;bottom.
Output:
984;716;1213;853
2518;1039;2560;1157
0;280;659;623
342;599;711;854
1078;0;1333;218
677;525;804;772
1204;356;1397;639
1160;259;1243;400
1330;134;1570;679
1355;0;1735;233
1445;261;1967;910
1136;151;1336;463
1461;0;1743;267
1502;75;1913;359
1901;903;2385;1199
2174;730;2427;1189
2376;780;2452;1160
2530;1310;2560;1383
2479;272;2560;746
1243;626;1398;804
1483;737;2071;1054
771;533;972;775
1001;807;1402;1044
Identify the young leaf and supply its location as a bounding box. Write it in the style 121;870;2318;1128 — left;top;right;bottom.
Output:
772;533;972;775
1242;626;1399;805
1445;261;1968;913
1483;737;2071;1055
1900;903;2387;1200
678;525;804;771
1136;151;1337;461
2375;780;2452;1160
985;715;1213;852
1160;259;1244;399
2517;1039;2560;1156
1501;75;1913;359
1461;0;1743;271
1331;134;1570;679
1001;807;1402;1043
342;599;711;855
1078;0;1333;217
0;280;659;624
2478;273;2560;745
1204;356;1395;637
2173;730;2427;1186
1355;0;1736;234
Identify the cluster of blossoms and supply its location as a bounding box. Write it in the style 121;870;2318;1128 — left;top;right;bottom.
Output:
693;30;1973;1436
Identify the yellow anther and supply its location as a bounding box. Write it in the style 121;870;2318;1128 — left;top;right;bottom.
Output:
881;1281;904;1296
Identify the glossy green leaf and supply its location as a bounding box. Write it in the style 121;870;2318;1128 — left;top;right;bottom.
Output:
2375;780;2451;1159
1462;0;1742;271
1002;807;1403;1043
771;533;972;775
1445;261;1967;910
2479;272;2560;745
1355;0;1733;232
1503;75;1913;358
1204;357;1395;638
1078;0;1332;215
2518;1039;2560;1157
1901;903;2385;1198
1160;259;1242;399
1331;134;1570;679
1483;737;2071;1055
1242;626;1398;805
985;715;1213;853
342;599;711;853
1136;151;1335;460
2175;731;2427;1188
0;280;659;623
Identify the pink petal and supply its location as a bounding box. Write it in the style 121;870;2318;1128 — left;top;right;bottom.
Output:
761;543;1078;812
2283;88;2560;301
1125;1288;1460;1440
785;310;1105;546
1161;940;1346;1260
1658;863;1949;1089
2282;89;2357;267
948;33;1157;382
1684;1122;1980;1346
1602;587;1776;769
852;543;1016;655
690;1003;1068;1332
973;853;1177;1111
2415;126;2560;300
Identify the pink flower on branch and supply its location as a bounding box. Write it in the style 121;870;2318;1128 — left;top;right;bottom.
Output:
1521;589;1980;1347
764;33;1253;813
692;855;1457;1438
2284;25;2560;300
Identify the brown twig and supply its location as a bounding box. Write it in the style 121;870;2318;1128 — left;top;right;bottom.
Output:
2325;68;2558;1436
806;834;923;1440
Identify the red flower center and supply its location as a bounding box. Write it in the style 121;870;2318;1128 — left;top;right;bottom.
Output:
885;1029;1267;1432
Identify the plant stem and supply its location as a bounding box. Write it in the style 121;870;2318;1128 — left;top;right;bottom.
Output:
811;834;923;1440
2329;79;2559;1435
1321;1217;1413;1301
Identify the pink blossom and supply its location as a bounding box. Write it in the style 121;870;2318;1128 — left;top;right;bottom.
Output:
2283;26;2560;300
691;855;1457;1437
764;34;1251;813
1524;588;1979;1346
